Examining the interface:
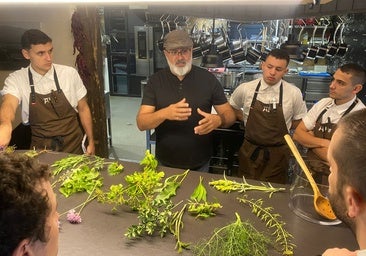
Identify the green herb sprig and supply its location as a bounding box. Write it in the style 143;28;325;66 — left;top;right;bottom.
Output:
238;197;295;256
107;161;124;175
193;212;271;256
170;203;190;253
188;176;222;218
98;150;190;243
51;154;121;194
209;175;285;197
59;166;103;197
125;198;175;238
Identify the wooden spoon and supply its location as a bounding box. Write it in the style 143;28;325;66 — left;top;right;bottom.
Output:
284;134;337;220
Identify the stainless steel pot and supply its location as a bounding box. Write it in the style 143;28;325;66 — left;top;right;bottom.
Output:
230;47;246;63
222;72;236;89
246;47;261;65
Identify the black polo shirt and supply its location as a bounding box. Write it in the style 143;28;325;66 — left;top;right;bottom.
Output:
142;65;227;169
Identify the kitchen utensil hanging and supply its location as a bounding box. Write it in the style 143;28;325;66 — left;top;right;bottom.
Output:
245;28;263;65
216;25;231;62
326;20;342;57
173;16;188;31
336;22;348;56
305;25;319;59
280;19;304;62
166;14;177;32
199;23;212;57
191;23;203;59
156;14;169;52
230;24;247;64
259;25;272;61
201;18;224;68
316;19;329;58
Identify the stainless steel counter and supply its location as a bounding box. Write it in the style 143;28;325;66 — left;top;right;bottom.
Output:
37;152;358;256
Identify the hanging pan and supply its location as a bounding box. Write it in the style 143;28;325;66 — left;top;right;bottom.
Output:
305;25;319;59
245;28;262;65
191;24;203;59
156;14;169;52
217;26;231;62
316;20;329;58
336;23;348;56
230;24;247;64
326;22;342;57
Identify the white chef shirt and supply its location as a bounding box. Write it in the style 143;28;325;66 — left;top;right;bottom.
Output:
2;64;87;124
302;96;366;131
230;77;307;131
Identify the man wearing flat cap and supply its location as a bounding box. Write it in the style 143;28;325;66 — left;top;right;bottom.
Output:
137;30;235;171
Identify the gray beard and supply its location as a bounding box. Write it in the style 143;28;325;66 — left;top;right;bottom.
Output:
168;59;192;77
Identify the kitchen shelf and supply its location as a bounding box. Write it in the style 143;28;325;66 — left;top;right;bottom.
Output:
104;7;145;97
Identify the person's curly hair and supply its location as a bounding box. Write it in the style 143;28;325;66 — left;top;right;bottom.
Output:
0;152;51;256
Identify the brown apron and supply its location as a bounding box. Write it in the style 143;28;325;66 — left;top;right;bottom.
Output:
28;68;83;154
238;81;290;184
306;98;359;184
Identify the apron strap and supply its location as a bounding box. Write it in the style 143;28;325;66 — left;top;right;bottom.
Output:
316;98;359;123
343;98;359;117
28;68;36;104
28;66;61;104
279;82;283;106
53;69;62;93
316;108;328;123
250;81;261;108
250;80;283;108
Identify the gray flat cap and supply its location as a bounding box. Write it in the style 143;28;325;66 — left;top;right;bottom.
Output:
163;30;193;50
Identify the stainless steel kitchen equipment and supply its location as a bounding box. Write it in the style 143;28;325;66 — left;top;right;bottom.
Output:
134;26;154;77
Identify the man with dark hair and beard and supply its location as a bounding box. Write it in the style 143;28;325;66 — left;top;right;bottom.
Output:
136;30;235;171
322;108;366;256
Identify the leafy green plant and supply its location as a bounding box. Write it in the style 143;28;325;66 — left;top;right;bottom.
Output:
51;154;102;175
238;197;295;256
51;154;121;198
59;165;103;197
123;171;189;239
125;197;175;238
107;161;124;175
98;150;190;243
188;176;222;218
192;212;272;256
190;176;207;201
209;174;285;197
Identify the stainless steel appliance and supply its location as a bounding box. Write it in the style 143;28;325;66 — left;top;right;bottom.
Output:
134;26;154;77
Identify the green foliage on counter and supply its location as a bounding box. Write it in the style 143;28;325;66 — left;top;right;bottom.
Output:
97;150;190;241
50;150;295;255
238;197;295;256
51;154;123;198
193;212;271;256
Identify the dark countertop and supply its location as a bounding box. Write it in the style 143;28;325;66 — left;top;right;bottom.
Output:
35;152;358;256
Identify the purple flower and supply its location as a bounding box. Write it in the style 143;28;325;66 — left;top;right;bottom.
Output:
66;209;82;224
